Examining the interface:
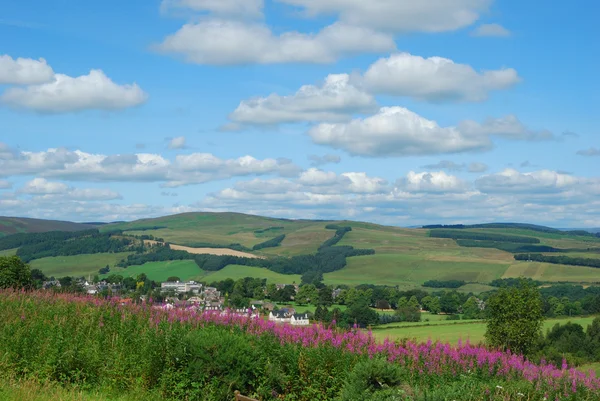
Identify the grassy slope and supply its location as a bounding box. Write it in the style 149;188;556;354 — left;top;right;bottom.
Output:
0;248;17;257
30;252;133;278
0;216;96;236
199;264;302;284
108;260;201;282
372;315;599;345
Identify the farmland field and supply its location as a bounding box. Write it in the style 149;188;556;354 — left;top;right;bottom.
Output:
372;315;599;344
199;264;302;284
108;260;201;282
30;252;133;278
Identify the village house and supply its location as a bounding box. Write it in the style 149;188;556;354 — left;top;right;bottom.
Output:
160;281;202;294
268;307;296;323
291;313;310;326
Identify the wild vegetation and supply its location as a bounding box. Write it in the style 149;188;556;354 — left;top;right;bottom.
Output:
1;290;599;401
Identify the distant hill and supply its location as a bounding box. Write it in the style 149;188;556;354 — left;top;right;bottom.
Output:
0;216;98;237
3;213;600;290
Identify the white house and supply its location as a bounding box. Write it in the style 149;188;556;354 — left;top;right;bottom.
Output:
291;313;310;326
269;310;291;324
160;281;203;294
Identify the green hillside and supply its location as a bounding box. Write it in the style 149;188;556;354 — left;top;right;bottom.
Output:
0;216;97;237
2;212;599;290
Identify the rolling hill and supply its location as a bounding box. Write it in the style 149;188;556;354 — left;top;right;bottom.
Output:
0;216;98;237
2;212;600;290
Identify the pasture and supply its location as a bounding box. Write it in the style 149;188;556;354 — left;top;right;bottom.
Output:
199;264;301;284
109;260;201;282
372;315;599;345
30;252;133;278
0;248;17;257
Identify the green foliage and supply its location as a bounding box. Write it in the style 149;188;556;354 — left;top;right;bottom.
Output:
514;253;600;268
0;256;33;289
490;278;541;288
339;357;402;401
485;279;544;355
252;234;285;250
429;229;540;243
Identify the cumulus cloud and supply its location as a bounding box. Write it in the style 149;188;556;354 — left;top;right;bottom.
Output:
361;53;520;102
397;171;467;193
1;69;147;113
308;154;341;167
156;20;395;65
0;143;302;187
309;108;554;157
458;115;554;141
276;0;490;33
577;147;600;157
20;178;69;194
475;169;579;194
161;0;264;18
308;107;493;157
471;23;511;37
0;54;54;85
18;178;122;201
168;136;187;149
229;74;377;125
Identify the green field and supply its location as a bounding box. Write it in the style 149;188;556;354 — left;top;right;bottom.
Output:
372;315;599;344
30;252;133;278
0;248;17;257
200;264;302;284
109;260;202;282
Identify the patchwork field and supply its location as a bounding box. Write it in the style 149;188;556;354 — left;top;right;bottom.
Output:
3;212;599;290
30;252;133;278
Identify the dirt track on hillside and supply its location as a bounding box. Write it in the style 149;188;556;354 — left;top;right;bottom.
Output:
144;240;263;259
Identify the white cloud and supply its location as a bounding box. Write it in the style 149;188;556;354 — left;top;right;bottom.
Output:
397;171;467;193
0;54;54;85
361;53;520;102
458;115;554;140
308;154;341;167
161;0;264;18
229;74;377;125
20;178;68;194
308;107;554;157
168;136;187;149
0;143;302;187
471;23;511;37
17;178;122;200
308;106;492;157
156;20;395;65
0;180;13;189
577;147;600;157
276;0;491;33
475;169;579;194
1;69;148;113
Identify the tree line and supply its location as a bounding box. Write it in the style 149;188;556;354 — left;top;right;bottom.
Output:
514;253;600;268
429;229;540;244
424;223;600;238
252;234;285;250
422;279;466;288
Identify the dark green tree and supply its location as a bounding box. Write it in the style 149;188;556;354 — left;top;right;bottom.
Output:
485;279;544;355
0;256;33;290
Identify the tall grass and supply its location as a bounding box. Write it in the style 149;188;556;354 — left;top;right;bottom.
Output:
0;290;598;400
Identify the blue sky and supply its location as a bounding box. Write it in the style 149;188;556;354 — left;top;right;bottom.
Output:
1;0;599;227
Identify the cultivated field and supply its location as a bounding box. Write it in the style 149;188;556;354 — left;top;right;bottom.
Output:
30;252;133;278
144;240;262;258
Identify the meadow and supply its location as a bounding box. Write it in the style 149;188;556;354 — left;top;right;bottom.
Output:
1;290;598;401
30;252;133;278
372;315;600;345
